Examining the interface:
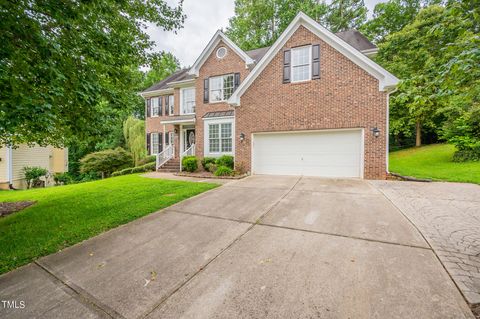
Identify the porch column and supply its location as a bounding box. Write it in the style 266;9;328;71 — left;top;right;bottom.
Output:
163;124;166;149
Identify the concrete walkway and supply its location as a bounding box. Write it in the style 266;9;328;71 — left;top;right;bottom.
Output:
0;176;474;318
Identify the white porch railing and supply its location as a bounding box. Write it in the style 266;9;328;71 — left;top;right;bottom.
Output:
180;144;195;172
156;145;175;170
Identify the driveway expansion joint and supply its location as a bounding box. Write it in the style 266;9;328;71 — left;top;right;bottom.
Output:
33;261;123;319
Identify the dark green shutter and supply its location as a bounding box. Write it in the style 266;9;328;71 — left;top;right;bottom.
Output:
146;99;151;117
158;97;163;116
146;133;151;154
234;73;240;91
203;78;209;103
283;50;291;83
312;44;320;79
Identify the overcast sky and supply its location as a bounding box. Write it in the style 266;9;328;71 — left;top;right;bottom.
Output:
146;0;385;68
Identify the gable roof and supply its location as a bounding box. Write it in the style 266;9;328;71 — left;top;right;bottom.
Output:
141;69;195;96
188;30;255;76
228;12;399;106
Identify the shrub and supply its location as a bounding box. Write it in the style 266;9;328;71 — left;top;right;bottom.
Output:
182;156;198;172
205;163;217;173
137;155;156;166
111;162;156;177
216;155;234;169
23;166;49;189
201;157;216;170
452;148;480;162
53;172;72;186
80;147;133;178
214;166;234;176
131;166;147;173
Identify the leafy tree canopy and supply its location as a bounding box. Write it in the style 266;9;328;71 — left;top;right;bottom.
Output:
0;0;185;147
325;0;367;33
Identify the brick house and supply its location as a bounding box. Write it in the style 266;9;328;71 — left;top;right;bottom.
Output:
140;12;398;179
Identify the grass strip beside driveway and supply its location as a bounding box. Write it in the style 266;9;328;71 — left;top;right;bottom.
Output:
389;144;480;184
0;174;218;274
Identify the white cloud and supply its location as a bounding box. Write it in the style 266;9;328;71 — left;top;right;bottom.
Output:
146;0;385;67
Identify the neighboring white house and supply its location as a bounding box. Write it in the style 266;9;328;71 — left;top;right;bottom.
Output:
0;145;68;189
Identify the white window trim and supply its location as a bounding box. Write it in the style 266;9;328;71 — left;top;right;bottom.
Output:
150;133;160;155
209;74;234;103
168;95;174;116
291;45;312;83
180;87;196;115
203;117;235;157
151;97;160;117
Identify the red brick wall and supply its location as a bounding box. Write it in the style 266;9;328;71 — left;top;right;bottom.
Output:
145;90;179;155
236;26;388;179
195;40;249;158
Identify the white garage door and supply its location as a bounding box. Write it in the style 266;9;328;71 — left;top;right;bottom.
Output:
252;129;363;178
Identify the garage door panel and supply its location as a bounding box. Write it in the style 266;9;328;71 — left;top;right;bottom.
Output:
252;130;363;178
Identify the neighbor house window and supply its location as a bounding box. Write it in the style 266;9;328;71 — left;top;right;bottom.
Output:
181;88;195;114
208;123;232;153
168;95;174;115
151;97;161;116
209;74;234;102
291;46;311;82
151;133;159;154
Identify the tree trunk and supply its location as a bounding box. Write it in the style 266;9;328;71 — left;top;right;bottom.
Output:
415;121;422;147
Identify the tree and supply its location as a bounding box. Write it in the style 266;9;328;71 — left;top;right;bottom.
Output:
123;116;146;165
0;0;185;147
142;52;180;90
325;0;367;33
360;0;440;43
226;0;328;51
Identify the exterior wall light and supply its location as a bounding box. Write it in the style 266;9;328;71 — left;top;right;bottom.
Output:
239;133;245;141
371;127;380;138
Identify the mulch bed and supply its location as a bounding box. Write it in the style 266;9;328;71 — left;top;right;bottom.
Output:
175;171;248;180
0;201;36;218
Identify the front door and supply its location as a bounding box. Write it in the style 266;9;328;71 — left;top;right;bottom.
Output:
185;129;195;151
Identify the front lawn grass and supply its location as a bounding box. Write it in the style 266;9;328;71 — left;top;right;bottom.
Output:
389;144;480;184
0;174;218;274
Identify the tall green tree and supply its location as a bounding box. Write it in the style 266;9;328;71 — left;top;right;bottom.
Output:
360;0;440;43
325;0;367;32
226;0;328;51
0;0;185;147
377;2;477;147
123;116;146;165
142;52;180;90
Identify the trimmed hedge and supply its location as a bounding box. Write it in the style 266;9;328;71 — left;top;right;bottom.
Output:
214;165;234;176
111;162;156;177
201;157;216;170
216;155;234;169
182;156;198;172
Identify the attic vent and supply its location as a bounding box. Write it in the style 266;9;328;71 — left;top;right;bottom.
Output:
216;47;227;59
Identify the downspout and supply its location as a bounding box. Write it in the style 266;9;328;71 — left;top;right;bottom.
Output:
386;87;398;175
6;145;13;189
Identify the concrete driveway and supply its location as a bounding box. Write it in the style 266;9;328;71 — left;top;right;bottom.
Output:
0;176;474;318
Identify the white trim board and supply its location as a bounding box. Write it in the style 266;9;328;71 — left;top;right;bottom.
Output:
228;12;399;106
188;30;254;77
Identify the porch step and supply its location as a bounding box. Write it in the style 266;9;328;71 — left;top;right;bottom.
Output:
157;158;180;172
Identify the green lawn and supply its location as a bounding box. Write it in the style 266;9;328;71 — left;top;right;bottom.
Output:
0;175;218;274
389;144;480;184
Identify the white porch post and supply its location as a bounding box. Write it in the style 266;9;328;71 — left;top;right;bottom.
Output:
179;124;183;172
163;124;166;149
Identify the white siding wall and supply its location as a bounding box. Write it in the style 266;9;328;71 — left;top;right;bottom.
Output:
12;145;53;188
0;147;6;183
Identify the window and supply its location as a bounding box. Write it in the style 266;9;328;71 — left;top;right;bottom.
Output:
181;88;195;114
208;123;232;153
151;133;159;154
168;95;174;115
216;47;227;59
209;74;234;102
151;97;161;116
291;46;311;82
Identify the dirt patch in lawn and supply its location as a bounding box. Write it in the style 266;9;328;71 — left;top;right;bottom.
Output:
0;201;36;217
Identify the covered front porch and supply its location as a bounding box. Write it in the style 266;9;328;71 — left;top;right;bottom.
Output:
157;115;196;171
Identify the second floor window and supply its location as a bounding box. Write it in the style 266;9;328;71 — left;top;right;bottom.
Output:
151;97;161;116
168;95;174;115
181;88;196;114
209;74;234;102
291;46;311;82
